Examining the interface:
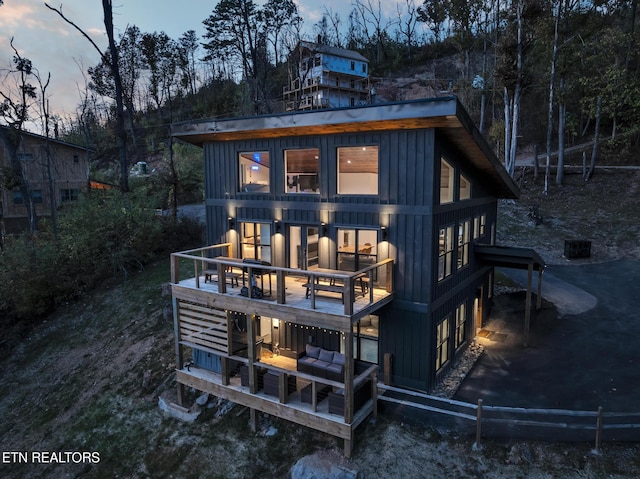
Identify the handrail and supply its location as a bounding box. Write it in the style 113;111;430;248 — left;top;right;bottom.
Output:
171;243;394;315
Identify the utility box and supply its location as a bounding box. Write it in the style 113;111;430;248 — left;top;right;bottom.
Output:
564;240;591;259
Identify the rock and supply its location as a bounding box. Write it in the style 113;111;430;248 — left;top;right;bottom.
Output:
290;451;360;479
158;391;201;422
195;393;209;406
263;426;278;437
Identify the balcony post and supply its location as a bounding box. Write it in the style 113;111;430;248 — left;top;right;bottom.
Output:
276;270;286;304
344;330;354;424
173;296;185;406
247;314;258;394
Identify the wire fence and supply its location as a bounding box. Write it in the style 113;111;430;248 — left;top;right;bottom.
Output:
378;385;640;453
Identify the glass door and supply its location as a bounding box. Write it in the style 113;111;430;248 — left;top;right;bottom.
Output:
288;225;320;270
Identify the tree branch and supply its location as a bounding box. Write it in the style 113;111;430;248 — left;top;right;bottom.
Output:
44;3;107;62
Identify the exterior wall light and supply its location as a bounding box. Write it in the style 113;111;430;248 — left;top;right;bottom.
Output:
381;226;388;241
321;222;328;237
228;217;235;230
274;220;282;234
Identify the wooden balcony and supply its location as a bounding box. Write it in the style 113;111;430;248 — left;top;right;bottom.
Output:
170;243;394;330
176;356;378;457
169;243;391;456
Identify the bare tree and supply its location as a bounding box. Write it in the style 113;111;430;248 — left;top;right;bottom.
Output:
397;0;420;59
544;0;560;195
0;39;41;236
46;1;130;193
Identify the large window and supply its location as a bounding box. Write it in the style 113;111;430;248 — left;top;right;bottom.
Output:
337;228;378;272
337;146;378;195
239;151;270;193
454;302;467;349
440;158;454;203
457;220;470;269
353;314;379;363
438;226;454;281
436;316;450;372
285;148;319;194
239;222;271;263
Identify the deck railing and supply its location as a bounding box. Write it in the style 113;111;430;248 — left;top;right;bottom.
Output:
170;243;394;316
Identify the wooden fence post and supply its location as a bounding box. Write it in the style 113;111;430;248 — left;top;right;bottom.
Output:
594;406;603;454
473;399;483;450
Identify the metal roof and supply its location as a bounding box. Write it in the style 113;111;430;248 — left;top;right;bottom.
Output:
475;244;546;271
172;97;520;199
296;41;369;63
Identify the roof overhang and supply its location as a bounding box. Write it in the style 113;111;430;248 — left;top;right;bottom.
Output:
172;97;520;199
475;244;546;271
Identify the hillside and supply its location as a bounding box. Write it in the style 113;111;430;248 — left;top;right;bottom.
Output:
1;169;639;478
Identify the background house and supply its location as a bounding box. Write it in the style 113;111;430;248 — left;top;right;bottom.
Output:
0;126;89;233
283;41;372;111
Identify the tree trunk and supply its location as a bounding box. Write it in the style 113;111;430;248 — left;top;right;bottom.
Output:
544;0;560;195
586;96;602;181
556;95;566;186
102;0;129;193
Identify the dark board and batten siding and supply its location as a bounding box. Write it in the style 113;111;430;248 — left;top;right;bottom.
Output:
200;127;496;393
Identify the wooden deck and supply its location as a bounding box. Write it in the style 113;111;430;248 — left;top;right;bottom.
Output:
176;362;377;457
173;270;392;330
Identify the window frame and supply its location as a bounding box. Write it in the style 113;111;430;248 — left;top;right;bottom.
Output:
438;225;454;281
459;173;471;200
337;228;378;272
238;151;270;194
454;302;467;349
435;315;450;372
284;148;320;194
440;157;454;204
457;219;471;270
239;221;272;263
337;145;379;195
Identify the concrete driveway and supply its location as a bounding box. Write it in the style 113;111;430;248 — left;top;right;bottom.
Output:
454;260;640;412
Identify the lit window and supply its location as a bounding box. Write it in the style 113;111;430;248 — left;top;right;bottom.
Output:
440;158;454;203
436;316;450;371
457;220;470;269
480;214;486;236
454;302;467;349
239;222;271;263
239;151;270;193
337;228;377;272
459;174;471;200
473;216;480;239
337;146;378;195
285;148;319;194
438;226;454;281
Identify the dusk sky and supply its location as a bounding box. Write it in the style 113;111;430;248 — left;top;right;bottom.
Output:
0;0;392;130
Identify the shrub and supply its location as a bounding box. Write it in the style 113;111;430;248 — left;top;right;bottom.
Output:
0;190;204;326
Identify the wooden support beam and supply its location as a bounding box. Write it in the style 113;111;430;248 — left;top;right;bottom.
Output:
344;331;354;423
371;371;378;420
173;297;185;406
278;372;287;403
524;263;533;347
384;353;392;385
536;269;543;310
247;314;257;394
250;408;257;432
221;357;230;386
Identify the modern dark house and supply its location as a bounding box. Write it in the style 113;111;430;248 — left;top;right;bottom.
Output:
168;97;528;455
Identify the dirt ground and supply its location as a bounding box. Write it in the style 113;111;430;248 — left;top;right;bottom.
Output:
1;169;640;478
